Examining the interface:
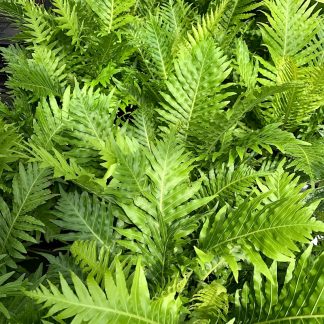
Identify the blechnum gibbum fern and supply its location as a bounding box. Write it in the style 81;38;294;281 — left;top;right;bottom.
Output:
0;0;323;323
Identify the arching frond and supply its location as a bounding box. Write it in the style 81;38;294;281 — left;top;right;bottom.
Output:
27;259;182;324
1;45;66;100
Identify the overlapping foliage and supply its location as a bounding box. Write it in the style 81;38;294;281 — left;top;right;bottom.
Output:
0;0;323;323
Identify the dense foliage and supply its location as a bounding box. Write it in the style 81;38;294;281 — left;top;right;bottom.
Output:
0;0;323;322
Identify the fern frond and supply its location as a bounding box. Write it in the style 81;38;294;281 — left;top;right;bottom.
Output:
27;259;181;324
134;14;176;80
0;119;22;177
235;123;309;155
261;0;323;66
29;145;106;195
190;281;228;322
200;168;324;281
130;107;156;151
86;0;135;35
70;240;111;284
0;266;24;319
64;84;116;163
235;245;324;323
285;139;324;182
31;92;69;150
52;0;81;46
52;190;114;248
199;162;267;207
188;0;261;47
158;38;232;149
1;45;66;99
117;135;214;287
0;163;53;262
234;38;259;90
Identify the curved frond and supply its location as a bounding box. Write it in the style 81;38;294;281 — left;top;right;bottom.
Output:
27;259;181;324
200;168;324;281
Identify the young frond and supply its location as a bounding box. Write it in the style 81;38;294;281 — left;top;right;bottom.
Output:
235;245;324;323
52;190;114;248
0;163;53;263
27;259;181;324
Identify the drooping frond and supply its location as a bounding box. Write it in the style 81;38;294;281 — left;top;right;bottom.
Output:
85;0;135;35
52;190;114;248
158;38;232;149
235;245;324;323
200;168;324;281
27;259;182;324
0;163;53;263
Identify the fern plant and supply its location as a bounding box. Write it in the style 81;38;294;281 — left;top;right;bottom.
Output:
0;0;323;323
